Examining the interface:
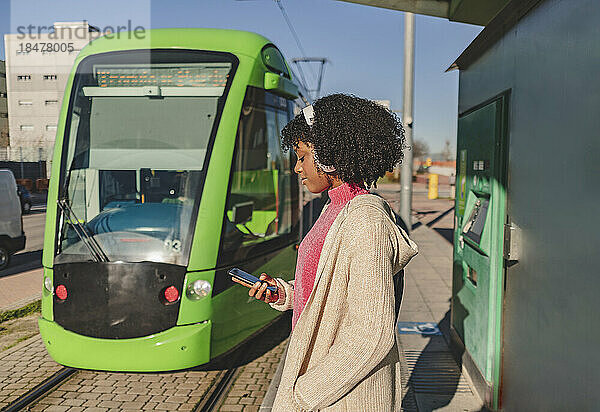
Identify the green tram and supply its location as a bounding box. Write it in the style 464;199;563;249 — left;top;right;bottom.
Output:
39;29;302;371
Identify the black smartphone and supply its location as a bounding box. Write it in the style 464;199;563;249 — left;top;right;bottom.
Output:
228;268;278;293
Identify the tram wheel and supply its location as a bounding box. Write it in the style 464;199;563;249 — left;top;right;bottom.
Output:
0;245;10;270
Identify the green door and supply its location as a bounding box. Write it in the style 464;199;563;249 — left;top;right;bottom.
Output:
452;94;508;409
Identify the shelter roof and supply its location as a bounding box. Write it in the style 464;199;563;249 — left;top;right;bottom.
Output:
337;0;510;25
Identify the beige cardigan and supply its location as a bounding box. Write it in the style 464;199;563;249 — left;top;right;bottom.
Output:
269;194;418;411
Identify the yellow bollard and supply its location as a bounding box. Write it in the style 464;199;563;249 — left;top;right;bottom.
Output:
428;174;438;199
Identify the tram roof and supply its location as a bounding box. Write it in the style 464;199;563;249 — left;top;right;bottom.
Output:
76;28;274;61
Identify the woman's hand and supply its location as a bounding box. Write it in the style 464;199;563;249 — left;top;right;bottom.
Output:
232;273;280;303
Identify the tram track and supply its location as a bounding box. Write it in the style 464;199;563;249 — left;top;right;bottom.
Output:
2;367;77;412
3;365;238;412
1;315;290;411
194;367;240;412
3;364;244;412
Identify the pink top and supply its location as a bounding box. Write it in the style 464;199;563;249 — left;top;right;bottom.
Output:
292;182;369;329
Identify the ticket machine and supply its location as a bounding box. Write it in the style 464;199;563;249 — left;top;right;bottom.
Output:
452;93;509;406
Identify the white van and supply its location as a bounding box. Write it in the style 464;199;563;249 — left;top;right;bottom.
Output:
0;169;26;270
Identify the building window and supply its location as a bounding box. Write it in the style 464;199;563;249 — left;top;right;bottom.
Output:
18;100;33;106
43;75;58;81
0;113;8;118
46;125;57;131
45;99;59;106
0;92;7;98
0;72;5;78
17;75;32;81
20;125;34;131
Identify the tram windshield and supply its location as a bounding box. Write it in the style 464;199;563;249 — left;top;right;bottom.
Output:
55;51;235;265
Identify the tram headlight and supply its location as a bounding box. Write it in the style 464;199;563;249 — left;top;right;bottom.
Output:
44;277;53;293
186;280;212;300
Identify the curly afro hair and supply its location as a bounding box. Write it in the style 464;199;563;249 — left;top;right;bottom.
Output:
281;93;405;189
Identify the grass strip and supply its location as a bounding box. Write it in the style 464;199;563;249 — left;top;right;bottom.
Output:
1;333;38;352
0;300;41;324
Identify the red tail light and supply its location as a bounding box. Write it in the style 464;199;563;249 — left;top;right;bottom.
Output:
56;284;68;300
164;286;179;303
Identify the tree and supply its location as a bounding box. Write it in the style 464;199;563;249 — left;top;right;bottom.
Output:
412;139;429;160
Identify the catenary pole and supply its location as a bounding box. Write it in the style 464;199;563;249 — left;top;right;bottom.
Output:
400;12;415;233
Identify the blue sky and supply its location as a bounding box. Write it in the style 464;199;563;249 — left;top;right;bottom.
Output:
0;0;482;153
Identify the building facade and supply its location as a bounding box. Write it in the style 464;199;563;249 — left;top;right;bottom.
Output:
4;21;100;174
0;60;8;152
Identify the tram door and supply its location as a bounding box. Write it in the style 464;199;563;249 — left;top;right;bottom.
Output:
452;94;508;408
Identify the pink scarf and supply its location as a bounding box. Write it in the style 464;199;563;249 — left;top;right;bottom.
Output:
292;182;369;329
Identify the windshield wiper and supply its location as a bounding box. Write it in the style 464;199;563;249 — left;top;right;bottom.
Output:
57;198;109;262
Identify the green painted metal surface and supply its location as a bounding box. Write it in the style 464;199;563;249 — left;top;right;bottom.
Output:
209;244;297;358
38;318;211;372
40;267;53;321
452;95;508;409
264;72;299;99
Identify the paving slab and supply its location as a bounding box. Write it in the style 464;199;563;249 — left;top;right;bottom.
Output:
415;393;484;412
0;335;62;410
0;268;42;312
218;314;291;411
1;314;291;411
29;368;221;411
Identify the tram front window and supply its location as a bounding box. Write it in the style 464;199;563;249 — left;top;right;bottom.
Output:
55;51;235;265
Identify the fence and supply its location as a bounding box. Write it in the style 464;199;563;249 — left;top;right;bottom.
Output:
1;146;51;162
0;146;52;183
0;159;47;181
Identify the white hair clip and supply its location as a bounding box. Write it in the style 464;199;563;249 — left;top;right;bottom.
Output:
302;105;315;126
303;105;336;172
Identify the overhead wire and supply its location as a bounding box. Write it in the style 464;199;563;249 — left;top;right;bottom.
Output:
274;0;317;97
288;65;311;104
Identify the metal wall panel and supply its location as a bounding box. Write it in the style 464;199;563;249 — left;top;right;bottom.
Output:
457;0;600;409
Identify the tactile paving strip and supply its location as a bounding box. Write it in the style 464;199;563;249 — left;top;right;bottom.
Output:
399;347;419;411
402;350;473;395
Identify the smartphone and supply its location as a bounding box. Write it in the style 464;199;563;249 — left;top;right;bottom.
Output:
228;268;278;293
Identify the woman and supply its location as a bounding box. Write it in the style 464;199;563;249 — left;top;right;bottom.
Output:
233;94;418;411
